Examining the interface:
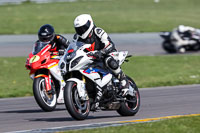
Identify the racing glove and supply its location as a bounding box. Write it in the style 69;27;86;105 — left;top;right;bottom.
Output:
58;49;65;56
88;51;103;59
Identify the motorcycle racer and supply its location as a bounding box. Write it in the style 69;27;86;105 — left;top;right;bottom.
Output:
73;14;131;100
34;24;70;102
37;24;70;56
171;25;200;51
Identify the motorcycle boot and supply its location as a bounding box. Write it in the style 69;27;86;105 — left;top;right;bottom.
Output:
118;71;135;97
90;85;103;111
57;87;64;104
118;71;129;96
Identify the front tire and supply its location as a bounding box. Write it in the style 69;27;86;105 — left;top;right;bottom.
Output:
64;81;90;120
33;77;57;112
162;41;176;53
117;76;140;116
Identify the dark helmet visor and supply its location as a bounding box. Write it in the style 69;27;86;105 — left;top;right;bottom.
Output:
75;20;91;36
39;34;54;42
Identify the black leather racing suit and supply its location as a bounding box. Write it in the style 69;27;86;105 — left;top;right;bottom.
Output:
37;34;70;55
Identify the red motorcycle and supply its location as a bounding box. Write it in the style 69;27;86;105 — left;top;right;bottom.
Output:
25;41;66;111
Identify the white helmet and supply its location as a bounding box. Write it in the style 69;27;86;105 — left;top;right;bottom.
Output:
74;14;94;39
178;25;186;33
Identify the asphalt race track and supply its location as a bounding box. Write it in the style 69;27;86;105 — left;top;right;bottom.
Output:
0;33;166;56
0;33;200;132
0;84;200;132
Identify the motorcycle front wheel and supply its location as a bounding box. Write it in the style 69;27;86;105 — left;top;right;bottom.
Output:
33;77;57;112
64;81;90;120
117;76;140;116
162;41;176;53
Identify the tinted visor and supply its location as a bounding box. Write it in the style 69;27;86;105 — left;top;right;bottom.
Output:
75;20;91;36
39;34;54;42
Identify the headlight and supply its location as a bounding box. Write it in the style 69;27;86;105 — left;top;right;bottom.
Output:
60;62;65;69
59;61;68;75
71;56;83;69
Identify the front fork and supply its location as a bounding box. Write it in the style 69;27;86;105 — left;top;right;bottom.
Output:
32;72;52;92
30;72;51;92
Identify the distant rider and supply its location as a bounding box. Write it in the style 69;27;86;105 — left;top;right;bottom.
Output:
171;25;200;47
73;14;131;101
37;24;70;56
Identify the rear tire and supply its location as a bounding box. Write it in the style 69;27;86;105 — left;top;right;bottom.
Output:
117;76;140;116
192;43;200;51
33;77;57;112
64;81;90;120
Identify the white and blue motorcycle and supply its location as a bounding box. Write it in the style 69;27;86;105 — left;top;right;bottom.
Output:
59;41;140;120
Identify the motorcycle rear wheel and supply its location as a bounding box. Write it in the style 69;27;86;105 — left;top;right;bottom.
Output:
33;77;57;112
64;81;90;120
117;76;140;116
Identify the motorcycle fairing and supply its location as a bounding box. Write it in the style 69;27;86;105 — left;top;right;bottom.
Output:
83;68;109;77
49;64;66;88
80;67;112;88
27;43;62;93
110;51;128;66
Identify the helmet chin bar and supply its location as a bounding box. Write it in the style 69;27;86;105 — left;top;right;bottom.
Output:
80;24;94;39
74;14;94;39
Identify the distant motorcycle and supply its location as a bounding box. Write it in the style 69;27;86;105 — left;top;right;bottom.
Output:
59;41;140;120
160;31;200;53
25;41;65;111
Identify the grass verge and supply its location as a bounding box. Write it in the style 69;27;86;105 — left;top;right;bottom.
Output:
0;55;200;98
122;54;200;88
58;115;200;133
0;0;200;34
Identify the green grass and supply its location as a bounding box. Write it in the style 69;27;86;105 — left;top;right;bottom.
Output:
0;57;32;98
0;55;200;98
122;54;200;88
0;0;200;34
59;115;200;133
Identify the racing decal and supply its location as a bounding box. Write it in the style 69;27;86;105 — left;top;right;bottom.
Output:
68;49;74;53
56;35;60;39
29;55;40;63
104;42;111;49
48;63;58;69
95;85;103;108
41;45;51;55
81;68;112;88
83;68;108;77
85;42;95;51
44;75;51;91
50;44;57;51
51;55;59;59
95;27;105;38
96;29;102;34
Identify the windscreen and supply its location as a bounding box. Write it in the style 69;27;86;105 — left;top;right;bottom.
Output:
64;41;84;62
32;41;49;55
